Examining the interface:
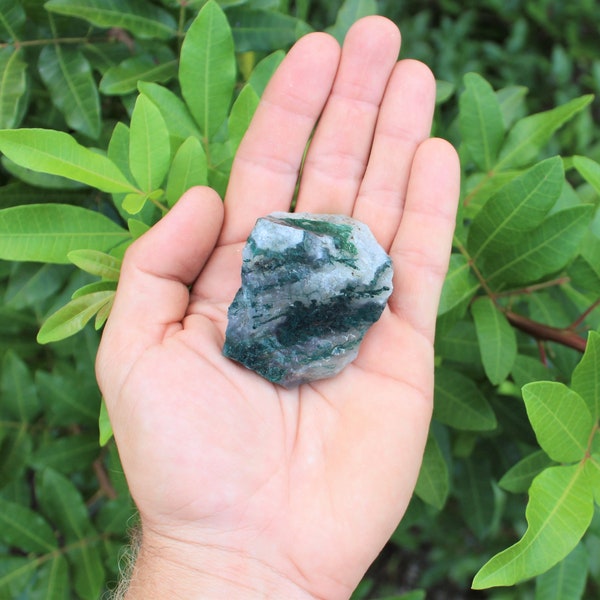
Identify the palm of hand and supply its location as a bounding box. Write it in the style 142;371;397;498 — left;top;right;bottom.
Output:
97;16;459;599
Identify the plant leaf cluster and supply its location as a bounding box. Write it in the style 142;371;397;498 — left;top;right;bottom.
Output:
1;0;600;598
408;68;600;597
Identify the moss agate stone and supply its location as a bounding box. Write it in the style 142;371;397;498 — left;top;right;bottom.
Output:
223;212;393;387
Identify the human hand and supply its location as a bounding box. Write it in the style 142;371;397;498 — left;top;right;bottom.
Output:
96;15;460;600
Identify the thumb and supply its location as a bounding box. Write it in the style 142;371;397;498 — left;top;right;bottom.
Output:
96;186;224;400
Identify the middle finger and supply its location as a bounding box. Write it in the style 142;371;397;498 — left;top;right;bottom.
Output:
294;16;401;215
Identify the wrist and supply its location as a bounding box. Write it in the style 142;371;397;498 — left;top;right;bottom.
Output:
121;527;323;600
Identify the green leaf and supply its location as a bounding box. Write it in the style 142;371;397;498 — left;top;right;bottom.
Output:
105;442;129;496
0;129;138;193
496;95;594;170
456;457;495;540
0;558;36;598
128;217;150;239
45;0;177;39
37;290;115;344
472;464;594;589
98;398;113;446
0;182;85;209
1;156;87;190
511;353;553;389
388;593;426;600
36;369;98;426
569;255;600;294
0;204;130;263
81;41;130;74
472;297;517;385
165;136;208;207
228;84;260;156
0;47;28;129
106;121;149;222
435;320;481;367
129;94;171;191
462;169;521;218
0;0;26;41
434;367;497;431
68;541;105;600
68;249;122;281
247;50;285;96
30;556;69;600
71;281;117;300
571;330;600;421
122;191;150;215
437;254;479;315
36;468;105;600
107;122;133;180
325;0;377;44
414;433;449;510
483;205;594;287
70;540;105;600
573;155;600;197
535;543;588;600
467;156;564;259
499;450;554;494
138;82;203;145
71;280;117;298
523;382;593;463
95;296;113;329
100;55;177;95
497;85;528;129
38;45;100;139
179;0;236;138
5;263;68;309
0;426;32;488
435;80;455;105
459;73;505;172
1;349;40;422
30;434;98;474
229;8;312;51
36;468;93;541
584;456;600;506
0;498;57;553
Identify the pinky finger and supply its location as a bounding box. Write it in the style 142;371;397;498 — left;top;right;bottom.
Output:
389;138;460;342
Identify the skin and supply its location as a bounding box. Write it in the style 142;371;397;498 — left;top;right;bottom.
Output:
96;16;460;600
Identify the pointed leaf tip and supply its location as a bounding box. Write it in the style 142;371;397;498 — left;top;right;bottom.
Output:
472;465;593;589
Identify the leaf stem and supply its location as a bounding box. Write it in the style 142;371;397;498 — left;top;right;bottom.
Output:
454;235;496;300
505;311;587;352
92;457;118;500
454;236;589;353
569;298;600;332
494;276;571;298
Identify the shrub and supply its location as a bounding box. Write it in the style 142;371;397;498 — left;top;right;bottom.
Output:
0;0;598;597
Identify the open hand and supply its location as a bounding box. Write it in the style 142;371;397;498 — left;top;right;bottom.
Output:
96;15;460;599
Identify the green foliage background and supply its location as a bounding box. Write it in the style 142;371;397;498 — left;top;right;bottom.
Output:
0;0;599;598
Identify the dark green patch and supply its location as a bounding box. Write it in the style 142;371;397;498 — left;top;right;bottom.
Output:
274;296;384;347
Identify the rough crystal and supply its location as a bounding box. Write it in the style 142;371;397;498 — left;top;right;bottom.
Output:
222;212;393;387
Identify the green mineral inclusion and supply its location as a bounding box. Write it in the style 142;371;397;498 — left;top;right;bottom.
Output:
277;217;358;255
222;212;393;387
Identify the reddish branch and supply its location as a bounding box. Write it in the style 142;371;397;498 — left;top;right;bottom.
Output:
505;311;588;353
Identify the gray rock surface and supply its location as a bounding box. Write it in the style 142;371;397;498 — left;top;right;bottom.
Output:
223;212;393;387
